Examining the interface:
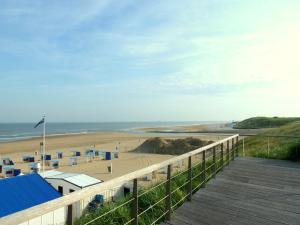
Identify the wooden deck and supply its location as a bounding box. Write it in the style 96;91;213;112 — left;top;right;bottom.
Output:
162;157;300;225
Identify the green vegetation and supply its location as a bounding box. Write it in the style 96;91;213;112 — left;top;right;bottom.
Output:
234;116;300;129
133;137;213;155
75;159;218;225
241;121;300;161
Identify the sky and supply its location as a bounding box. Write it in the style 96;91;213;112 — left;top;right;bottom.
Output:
0;0;300;122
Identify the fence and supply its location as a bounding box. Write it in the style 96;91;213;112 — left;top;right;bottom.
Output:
0;134;239;225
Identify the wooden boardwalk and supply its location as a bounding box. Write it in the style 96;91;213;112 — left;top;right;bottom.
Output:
162;157;300;225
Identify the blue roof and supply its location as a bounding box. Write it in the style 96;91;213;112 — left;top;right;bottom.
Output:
0;174;61;218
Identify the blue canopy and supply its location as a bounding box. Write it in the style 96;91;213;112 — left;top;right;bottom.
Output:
0;173;61;218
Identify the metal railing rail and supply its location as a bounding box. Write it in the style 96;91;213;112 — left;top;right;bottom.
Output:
0;134;239;225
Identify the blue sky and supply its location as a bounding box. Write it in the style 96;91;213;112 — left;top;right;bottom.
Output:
0;0;300;122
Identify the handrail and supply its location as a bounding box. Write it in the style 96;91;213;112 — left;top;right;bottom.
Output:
0;134;238;225
240;134;300;138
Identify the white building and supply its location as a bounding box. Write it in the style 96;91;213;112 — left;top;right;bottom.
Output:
41;171;102;195
39;170;132;219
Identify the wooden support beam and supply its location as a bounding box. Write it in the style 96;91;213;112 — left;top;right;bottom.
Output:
187;156;192;201
202;151;206;187
221;143;224;170
232;138;235;160
236;136;239;157
213;147;216;178
165;165;172;221
227;140;230;165
66;204;73;225
131;179;138;225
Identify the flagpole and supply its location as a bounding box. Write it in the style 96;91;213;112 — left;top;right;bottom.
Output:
43;115;46;174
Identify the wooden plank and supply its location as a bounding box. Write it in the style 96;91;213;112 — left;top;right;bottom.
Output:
164;157;300;225
195;191;300;223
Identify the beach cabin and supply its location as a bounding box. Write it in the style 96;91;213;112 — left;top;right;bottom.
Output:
0;174;63;223
22;156;35;163
56;152;63;159
2;166;14;178
105;152;111;160
69;157;78;166
85;149;94;156
0;157;14;166
97;150;105;160
94;150;100;157
13;169;21;176
112;151;119;159
85;149;100;157
28;162;41;173
50;160;59;169
72;151;81;157
41;154;51;161
85;150;95;162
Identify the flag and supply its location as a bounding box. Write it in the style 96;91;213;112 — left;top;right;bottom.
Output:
34;118;45;128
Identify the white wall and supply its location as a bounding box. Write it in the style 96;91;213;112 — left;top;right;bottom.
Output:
18;207;65;225
17;181;134;224
45;179;81;195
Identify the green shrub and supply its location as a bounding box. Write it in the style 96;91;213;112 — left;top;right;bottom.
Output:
75;160;215;225
234;117;300;129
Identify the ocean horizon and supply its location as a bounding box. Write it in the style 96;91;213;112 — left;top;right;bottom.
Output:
0;121;225;143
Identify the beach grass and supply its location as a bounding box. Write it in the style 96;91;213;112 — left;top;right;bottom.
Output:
234;116;300;129
74;160;216;225
240;121;300;161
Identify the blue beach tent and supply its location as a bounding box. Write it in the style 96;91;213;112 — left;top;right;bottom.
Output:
0;174;61;218
105;152;111;160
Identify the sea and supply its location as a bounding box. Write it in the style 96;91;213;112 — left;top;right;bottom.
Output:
0;121;221;143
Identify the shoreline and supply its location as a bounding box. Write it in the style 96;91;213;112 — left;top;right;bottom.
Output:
0;121;226;144
0;122;229;155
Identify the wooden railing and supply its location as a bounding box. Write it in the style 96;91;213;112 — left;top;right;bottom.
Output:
0;134;239;225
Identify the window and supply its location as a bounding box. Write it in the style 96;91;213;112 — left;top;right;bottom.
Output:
69;189;75;193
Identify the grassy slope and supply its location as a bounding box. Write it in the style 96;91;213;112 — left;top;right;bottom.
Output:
234;116;300;129
242;121;300;160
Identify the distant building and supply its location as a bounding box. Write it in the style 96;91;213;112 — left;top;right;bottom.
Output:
0;174;62;220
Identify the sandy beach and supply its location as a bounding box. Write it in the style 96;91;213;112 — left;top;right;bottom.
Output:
0;125;226;181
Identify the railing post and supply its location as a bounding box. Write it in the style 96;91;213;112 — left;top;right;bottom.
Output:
187;156;192;201
213;147;216;178
243;137;245;156
66;204;73;225
131;178;138;225
267;137;270;157
221;143;224;170
165;165;172;221
232;138;235;160
202;150;206;187
236;136;239;157
227;140;230;165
